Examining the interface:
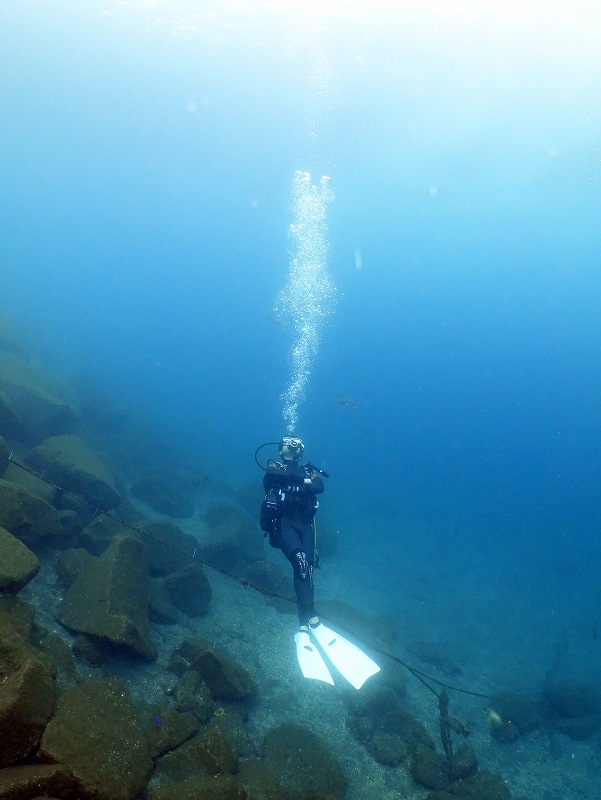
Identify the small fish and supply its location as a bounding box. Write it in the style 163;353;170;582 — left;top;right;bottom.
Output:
593;622;598;641
333;395;357;409
482;708;503;727
192;474;209;488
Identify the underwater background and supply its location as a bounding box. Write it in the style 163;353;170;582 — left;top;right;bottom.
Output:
1;2;601;799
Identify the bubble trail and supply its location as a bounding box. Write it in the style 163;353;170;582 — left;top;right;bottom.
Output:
275;170;336;434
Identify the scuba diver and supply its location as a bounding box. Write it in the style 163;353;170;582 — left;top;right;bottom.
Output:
261;435;324;628
258;435;380;690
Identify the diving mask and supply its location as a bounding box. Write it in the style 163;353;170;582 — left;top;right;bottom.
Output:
279;436;304;461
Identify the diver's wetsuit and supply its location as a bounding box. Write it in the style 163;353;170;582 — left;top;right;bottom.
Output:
263;460;324;625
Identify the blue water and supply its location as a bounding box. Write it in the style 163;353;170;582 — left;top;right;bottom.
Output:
2;2;601;793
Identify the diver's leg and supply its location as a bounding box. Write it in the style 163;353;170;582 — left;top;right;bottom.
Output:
280;516;315;626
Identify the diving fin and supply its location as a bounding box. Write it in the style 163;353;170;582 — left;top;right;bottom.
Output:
309;622;380;690
294;628;334;685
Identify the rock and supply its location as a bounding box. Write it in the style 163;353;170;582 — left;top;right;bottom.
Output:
0;526;40;593
56;548;94;587
163;563;212;616
173;670;214;723
449;744;478;781
155;724;238;780
148;578;180;624
31;627;81;692
447;770;511;800
38;677;153;800
263;724;346;798
0;479;62;543
71;635;106;667
130;475;194;518
409;639;463;677
142;704;199;759
238;760;298;800
345;683;434;758
410;745;450;790
0;351;79;442
0;595;36;639
0;622;57;767
56;535;157;661
544;681;601;718
136;520;197;575
1;461;56;504
367;730;408;766
0;764;75;800
25;435;120;511
200;502;264;570
77;514;124;555
553;713;601;740
54;510;82;544
168;638;257;700
149;775;246;800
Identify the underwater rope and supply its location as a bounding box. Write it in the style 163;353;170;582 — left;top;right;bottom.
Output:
0;448;501;704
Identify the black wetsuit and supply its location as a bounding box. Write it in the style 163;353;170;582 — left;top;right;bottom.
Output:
262;460;324;625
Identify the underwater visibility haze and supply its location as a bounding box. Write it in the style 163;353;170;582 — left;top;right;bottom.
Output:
1;1;601;798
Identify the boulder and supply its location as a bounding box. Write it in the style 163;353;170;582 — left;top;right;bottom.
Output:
168;638;257;700
130;475;194;518
136;520;197;575
263;724;346;797
25;435;121;511
149;775;246;800
199;502;264;571
163;563;212;617
0;526;40;593
446;770;511;800
0;620;57;767
1;460;56;504
38;677;153;800
0;764;75;800
142;704;199;759
155;723;238;780
0;479;63;544
77;514;125;556
0;351;79;442
56;535;157;661
172;670;214;723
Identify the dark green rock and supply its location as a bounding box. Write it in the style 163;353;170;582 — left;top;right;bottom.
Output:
38;677;153;800
163;563;211;616
25;434;120;510
169;637;257;700
173;669;214;723
56;535;157;661
155;724;238;781
410;745;450;790
131;476;194;518
447;770;511;800
263;723;346;797
143;703;199;758
136;520;197;574
0;526;40;593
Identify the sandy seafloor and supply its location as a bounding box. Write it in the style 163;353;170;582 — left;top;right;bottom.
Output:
17;481;601;800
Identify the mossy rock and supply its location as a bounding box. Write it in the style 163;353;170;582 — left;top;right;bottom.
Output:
25;434;121;511
0;351;79;442
56;535;157;661
38;677;153;800
263;723;346;797
168;637;257;700
0;526;40;593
